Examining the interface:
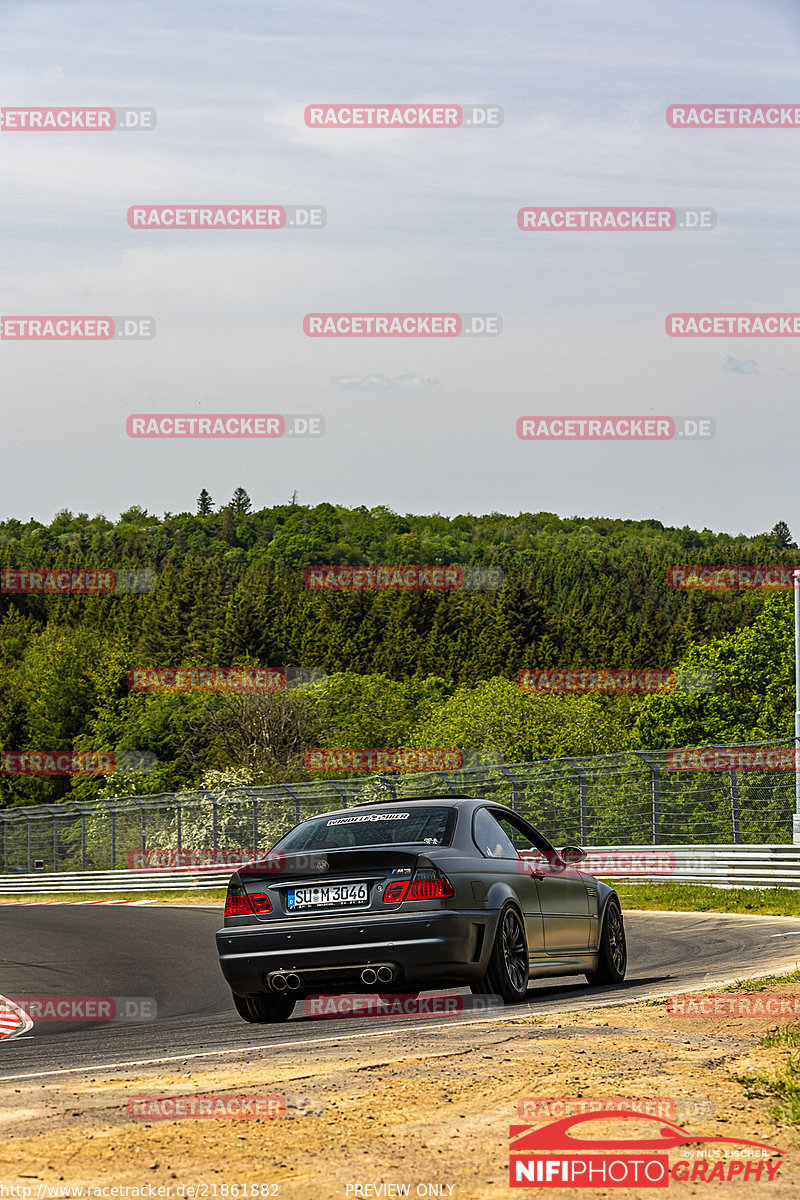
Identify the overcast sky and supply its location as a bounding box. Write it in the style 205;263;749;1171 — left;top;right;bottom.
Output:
1;0;798;534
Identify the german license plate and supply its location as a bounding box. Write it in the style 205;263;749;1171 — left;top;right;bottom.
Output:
287;882;369;910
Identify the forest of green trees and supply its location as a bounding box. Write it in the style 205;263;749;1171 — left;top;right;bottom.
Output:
0;493;797;806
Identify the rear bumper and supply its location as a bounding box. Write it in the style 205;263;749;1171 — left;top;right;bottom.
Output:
216;909;491;995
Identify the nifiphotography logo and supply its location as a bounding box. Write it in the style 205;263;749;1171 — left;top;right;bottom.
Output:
508;1111;783;1187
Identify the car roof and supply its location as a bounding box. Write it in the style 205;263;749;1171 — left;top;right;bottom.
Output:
298;795;510;823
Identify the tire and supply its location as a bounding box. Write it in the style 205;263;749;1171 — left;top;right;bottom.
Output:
232;991;297;1023
471;905;529;1002
586;899;627;985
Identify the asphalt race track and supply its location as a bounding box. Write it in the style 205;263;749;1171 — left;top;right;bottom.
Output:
1;905;799;1079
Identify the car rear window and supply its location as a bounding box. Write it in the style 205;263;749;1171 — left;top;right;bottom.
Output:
275;806;457;851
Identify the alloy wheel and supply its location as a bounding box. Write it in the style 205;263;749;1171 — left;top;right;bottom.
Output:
502;909;528;992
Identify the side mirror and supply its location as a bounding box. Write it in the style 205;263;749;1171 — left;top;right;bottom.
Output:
560;845;586;866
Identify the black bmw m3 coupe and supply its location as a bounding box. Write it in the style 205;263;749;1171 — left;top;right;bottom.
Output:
216;796;627;1022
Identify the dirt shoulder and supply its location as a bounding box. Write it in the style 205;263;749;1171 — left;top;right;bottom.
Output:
0;985;797;1199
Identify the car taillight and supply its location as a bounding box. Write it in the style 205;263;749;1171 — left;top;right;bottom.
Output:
224;885;272;916
383;881;410;904
408;872;454;900
382;869;454;905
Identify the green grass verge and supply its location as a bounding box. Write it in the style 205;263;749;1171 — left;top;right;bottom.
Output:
726;967;800;992
611;882;800;917
646;966;800;1005
737;1051;800;1124
760;1026;800;1049
0;889;226;904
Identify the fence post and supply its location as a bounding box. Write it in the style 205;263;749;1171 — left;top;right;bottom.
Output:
1;815;7;873
377;774;397;801
714;747;742;845
498;766;520;812
99;801;117;869
331;782;349;809
564;759;589;846
176;796;182;854
633;751;660;845
69;804;89;869
253;793;259;851
239;789;261;854
27;816;32;872
283;785;301;826
729;766;742;844
131;798;147;857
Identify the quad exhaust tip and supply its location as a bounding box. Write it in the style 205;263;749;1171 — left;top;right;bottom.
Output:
272;966;395;990
270;972;301;991
361;965;394;985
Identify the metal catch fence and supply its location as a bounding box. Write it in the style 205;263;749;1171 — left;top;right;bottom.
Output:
0;741;794;874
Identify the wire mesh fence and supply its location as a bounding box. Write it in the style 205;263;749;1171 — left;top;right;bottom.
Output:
0;741;796;873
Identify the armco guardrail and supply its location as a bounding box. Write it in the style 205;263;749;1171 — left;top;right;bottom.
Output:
586;844;800;888
0;844;798;893
0;867;233;894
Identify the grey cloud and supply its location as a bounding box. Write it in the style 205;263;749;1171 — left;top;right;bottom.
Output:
332;374;440;391
722;355;758;375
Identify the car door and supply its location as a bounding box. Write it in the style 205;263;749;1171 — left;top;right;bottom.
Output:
472;807;544;954
488;811;592;955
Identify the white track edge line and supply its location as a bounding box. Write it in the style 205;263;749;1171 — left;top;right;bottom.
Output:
0;955;798;1083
